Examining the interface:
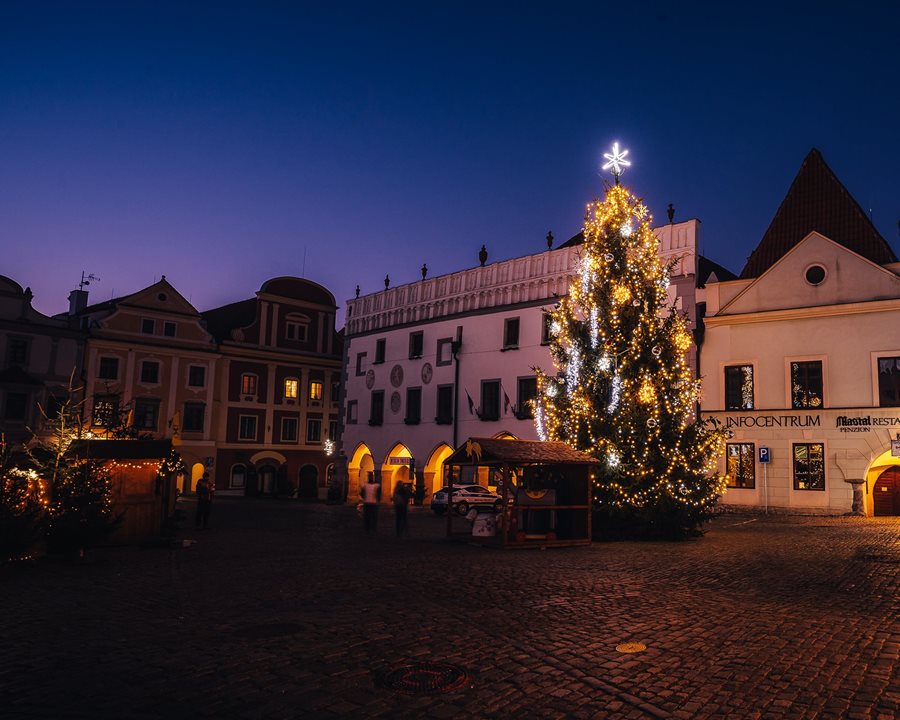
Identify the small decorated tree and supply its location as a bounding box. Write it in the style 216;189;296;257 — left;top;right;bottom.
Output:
0;436;47;561
535;145;727;538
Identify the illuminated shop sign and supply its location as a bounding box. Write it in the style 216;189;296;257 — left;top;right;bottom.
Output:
724;415;820;429
835;416;900;433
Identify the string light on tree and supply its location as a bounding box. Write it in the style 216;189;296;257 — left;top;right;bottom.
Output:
534;143;728;539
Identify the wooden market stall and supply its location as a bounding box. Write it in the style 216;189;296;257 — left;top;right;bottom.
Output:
443;438;598;548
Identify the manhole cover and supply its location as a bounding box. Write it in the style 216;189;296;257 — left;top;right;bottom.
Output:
616;642;647;654
232;622;303;639
382;663;469;695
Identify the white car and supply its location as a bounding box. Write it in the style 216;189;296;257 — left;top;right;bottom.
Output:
431;484;503;516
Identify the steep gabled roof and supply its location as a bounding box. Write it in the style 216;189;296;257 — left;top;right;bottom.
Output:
740;149;896;278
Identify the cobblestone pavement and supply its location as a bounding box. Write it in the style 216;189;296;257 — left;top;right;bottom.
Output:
2;500;898;720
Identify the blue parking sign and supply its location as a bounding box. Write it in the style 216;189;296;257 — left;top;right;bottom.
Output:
758;447;770;463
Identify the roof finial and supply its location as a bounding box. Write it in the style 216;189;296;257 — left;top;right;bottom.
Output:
479;245;488;267
667;203;675;223
546;231;554;250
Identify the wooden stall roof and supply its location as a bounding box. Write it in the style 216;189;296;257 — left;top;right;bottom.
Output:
67;439;173;460
445;438;600;466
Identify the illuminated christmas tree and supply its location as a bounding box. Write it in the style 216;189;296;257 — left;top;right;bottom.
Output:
535;145;727;538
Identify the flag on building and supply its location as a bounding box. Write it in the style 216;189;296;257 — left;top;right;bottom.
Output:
466;389;475;415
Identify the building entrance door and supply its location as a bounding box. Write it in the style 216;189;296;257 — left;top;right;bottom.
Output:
873;467;900;516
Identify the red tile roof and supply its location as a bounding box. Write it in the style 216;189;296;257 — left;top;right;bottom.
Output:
740;149;896;278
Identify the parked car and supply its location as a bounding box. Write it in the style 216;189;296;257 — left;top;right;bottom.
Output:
431;484;503;516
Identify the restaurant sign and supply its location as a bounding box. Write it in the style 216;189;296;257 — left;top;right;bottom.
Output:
835;416;900;433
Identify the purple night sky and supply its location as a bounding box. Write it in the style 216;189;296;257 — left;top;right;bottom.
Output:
2;2;898;325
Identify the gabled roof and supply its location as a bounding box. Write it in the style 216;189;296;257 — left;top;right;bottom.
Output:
446;438;599;466
740;149;896;278
697;255;738;287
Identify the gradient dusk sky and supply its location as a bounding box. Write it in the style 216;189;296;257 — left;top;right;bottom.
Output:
2;2;898;324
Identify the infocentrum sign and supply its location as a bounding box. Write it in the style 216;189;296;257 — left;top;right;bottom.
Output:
713;412;900;433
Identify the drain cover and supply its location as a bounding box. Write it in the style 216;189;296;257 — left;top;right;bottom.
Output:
232;622;303;639
383;663;469;695
616;642;647;653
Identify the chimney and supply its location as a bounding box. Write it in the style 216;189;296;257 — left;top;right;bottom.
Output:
68;289;88;315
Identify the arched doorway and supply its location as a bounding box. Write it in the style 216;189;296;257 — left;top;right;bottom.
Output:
299;464;319;499
425;444;454;500
381;443;412;504
873;467;900;516
348;443;374;501
188;463;205;494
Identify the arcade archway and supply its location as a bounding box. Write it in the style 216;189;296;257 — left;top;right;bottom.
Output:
348;443;374;501
381;443;412;503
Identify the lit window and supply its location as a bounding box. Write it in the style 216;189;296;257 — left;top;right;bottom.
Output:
726;443;755;488
724;365;754;410
284;379;299;399
791;361;823;409
92;395;119;427
241;374;257;396
309;381;323;401
793;443;825;491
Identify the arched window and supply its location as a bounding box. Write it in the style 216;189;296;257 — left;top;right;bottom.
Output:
230;463;246;489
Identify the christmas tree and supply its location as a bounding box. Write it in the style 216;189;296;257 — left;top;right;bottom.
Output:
534;145;727;538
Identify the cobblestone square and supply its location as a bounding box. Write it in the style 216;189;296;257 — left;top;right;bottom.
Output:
2;500;897;719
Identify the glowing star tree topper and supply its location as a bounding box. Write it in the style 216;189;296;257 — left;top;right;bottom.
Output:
533;154;728;540
601;142;631;182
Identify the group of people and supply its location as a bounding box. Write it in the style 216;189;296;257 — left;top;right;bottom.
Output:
360;475;411;537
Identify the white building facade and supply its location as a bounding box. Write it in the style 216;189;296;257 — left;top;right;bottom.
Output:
700;150;900;516
341;219;704;503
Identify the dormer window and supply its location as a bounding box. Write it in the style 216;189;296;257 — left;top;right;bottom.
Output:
285;313;310;342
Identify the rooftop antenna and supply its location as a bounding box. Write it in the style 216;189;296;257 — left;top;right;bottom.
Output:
79;271;99;290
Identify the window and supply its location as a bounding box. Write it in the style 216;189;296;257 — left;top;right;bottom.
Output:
285;315;310;342
330;381;340;403
238;415;258;440
140;360;160;384
516;377;538;419
98;357;120;380
188;365;206;387
355;352;367;376
726;443;755;488
369;390;384;426
45;393;66;420
409;331;424;359
241;373;257;396
503;317;520;349
405;387;422;424
329;420;338;440
436;338;454;366
230;464;246;489
793;443;825;491
284;378;299;400
347;400;358;424
724;365;754;410
307;418;322;443
877;356;900;407
92;395;119;427
281;417;298;442
791;361;823;409
436;385;453;424
133;398;160;430
6;337;29;366
309;381;323;401
183;402;205;432
541;312;553;345
480;380;500;421
4;392;27;420
141;318;155;334
163;321;177;337
374;339;386;364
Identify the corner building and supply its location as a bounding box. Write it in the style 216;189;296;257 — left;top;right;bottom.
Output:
341;219;722;503
700;150;900;516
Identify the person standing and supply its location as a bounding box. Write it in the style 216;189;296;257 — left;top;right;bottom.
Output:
195;472;213;529
360;475;381;534
392;481;411;538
